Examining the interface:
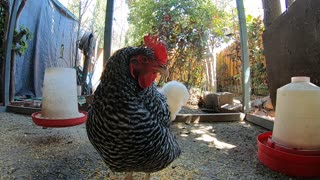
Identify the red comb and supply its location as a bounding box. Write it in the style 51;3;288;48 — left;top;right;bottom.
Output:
144;35;167;64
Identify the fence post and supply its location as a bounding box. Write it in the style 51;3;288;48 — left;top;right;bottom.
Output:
103;0;114;66
236;0;251;113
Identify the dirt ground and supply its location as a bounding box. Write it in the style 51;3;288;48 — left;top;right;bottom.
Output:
0;112;295;180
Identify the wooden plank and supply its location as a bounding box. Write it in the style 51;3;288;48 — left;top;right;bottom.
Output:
245;114;274;130
174;113;244;124
6;105;40;115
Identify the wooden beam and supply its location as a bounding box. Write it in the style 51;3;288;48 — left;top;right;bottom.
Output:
245;114;274;130
174;113;244;124
6;105;40;115
103;0;114;66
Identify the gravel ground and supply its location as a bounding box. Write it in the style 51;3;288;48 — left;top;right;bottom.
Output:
0;112;294;179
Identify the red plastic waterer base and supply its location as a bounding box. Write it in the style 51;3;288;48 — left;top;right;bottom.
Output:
31;111;87;128
257;131;320;177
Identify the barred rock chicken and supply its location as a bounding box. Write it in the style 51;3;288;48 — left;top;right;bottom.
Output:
86;35;181;179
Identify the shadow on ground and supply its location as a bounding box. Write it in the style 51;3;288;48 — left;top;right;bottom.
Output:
0;112;292;179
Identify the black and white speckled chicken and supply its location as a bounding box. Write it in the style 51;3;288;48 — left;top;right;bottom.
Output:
86;35;181;179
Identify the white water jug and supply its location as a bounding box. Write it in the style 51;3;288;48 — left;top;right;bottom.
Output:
41;68;81;119
272;76;320;150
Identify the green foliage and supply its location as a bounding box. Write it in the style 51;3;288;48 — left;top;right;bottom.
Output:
127;0;233;88
12;26;32;56
92;0;106;48
0;1;8;60
216;15;267;95
246;16;267;95
0;2;32;59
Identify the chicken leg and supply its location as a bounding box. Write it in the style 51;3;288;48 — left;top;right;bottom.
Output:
144;173;150;180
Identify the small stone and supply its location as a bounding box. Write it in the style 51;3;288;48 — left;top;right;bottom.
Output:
263;98;274;110
267;111;275;117
251;99;263;108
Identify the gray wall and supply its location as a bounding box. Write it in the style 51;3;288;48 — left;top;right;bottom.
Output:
263;0;320;106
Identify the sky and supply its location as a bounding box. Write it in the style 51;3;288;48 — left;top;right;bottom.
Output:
244;0;264;17
243;0;287;17
58;0;69;7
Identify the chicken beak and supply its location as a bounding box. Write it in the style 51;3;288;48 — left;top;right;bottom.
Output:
156;64;169;77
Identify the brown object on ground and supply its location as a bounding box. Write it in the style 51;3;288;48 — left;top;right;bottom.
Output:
203;92;241;113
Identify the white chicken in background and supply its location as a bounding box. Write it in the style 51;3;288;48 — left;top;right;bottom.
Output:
159;81;190;121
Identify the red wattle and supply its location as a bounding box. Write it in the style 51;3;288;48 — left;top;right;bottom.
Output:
138;72;156;89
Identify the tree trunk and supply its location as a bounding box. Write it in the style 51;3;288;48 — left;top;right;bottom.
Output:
75;2;82;67
0;1;10;104
204;59;210;91
212;47;217;93
209;60;214;92
285;0;295;8
262;0;282;29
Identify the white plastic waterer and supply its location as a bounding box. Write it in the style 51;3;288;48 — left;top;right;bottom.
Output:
41;68;82;119
272;76;320;150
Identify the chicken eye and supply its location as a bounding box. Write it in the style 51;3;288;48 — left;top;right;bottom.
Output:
142;57;148;63
133;55;149;64
130;58;138;64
